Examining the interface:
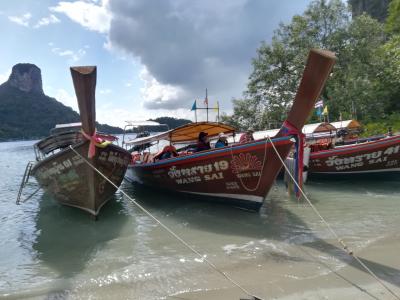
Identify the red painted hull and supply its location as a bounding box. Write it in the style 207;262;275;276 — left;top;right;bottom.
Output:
125;137;294;208
309;135;400;174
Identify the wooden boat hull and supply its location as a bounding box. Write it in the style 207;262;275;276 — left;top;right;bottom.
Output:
125;137;294;209
32;142;131;216
309;135;400;175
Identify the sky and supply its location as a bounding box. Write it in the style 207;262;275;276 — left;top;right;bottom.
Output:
0;0;312;128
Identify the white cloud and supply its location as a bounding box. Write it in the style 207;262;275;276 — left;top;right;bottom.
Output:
50;0;111;33
51;46;86;63
53;88;79;111
99;88;112;94
34;14;60;28
139;67;187;110
8;13;32;27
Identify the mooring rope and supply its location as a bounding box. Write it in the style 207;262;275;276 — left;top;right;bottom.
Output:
266;136;400;300
69;145;263;300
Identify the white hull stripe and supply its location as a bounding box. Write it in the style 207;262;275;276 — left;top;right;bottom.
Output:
311;167;400;175
178;190;264;203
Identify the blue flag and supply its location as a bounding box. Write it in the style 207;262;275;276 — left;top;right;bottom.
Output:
191;100;197;111
316;107;322;116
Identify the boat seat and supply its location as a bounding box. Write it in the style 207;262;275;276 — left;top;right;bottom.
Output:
35;131;84;155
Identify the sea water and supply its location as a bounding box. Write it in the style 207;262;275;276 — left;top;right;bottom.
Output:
1;140;400;299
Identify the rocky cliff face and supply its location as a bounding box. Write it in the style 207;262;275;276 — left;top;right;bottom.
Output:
6;63;44;94
0;63;123;140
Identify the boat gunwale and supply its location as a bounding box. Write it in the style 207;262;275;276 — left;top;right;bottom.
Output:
131;135;294;169
310;135;400;158
31;140;128;173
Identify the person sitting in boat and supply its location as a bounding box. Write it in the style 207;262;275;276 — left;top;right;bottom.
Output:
239;128;255;144
154;145;178;160
215;133;228;148
196;132;211;152
387;127;393;137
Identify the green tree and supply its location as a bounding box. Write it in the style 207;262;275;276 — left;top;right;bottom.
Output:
385;0;400;34
327;14;387;121
381;0;400;113
225;0;396;130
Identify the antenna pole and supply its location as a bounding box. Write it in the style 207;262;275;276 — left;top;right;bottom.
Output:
217;101;220;122
195;100;197;123
206;88;208;122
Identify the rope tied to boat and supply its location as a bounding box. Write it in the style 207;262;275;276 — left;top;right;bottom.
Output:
280;120;305;199
80;130;113;158
266;135;400;300
69;145;265;300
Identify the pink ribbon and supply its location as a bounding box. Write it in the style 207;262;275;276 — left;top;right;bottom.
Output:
81;130;115;158
281;120;305;199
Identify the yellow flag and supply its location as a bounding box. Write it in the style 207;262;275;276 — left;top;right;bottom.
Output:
322;106;328;115
214;101;219;112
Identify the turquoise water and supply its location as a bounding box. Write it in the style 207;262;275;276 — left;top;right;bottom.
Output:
1;140;400;299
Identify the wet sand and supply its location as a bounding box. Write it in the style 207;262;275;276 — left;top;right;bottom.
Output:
168;232;400;300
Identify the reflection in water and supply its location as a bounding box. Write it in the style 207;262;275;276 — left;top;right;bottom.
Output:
33;193;130;278
22;190;132;298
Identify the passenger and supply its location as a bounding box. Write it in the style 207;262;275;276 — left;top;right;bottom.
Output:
215;133;228;148
239;128;255;144
387;127;393;137
196;131;211;152
154;145;178;160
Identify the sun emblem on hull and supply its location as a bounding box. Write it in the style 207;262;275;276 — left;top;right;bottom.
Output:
231;153;263;174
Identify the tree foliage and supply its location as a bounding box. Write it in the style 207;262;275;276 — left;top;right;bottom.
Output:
225;0;400;131
385;0;400;34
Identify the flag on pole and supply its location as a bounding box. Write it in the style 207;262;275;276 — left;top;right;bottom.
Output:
314;100;323;108
214;101;219;112
322;106;328;115
204;96;208;106
191;100;197;111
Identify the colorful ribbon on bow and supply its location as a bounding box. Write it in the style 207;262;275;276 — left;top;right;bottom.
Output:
81;130;114;158
281;120;305;199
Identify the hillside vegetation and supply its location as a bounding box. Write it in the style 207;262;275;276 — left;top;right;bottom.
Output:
0;84;122;140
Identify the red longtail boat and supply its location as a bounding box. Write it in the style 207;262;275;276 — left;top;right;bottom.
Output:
124;49;336;209
308;134;400;176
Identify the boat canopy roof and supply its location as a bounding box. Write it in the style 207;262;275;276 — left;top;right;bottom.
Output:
125;130;172;146
125;122;236;146
253;129;280;139
302;122;336;134
125;120;165;127
50;122;82;135
54;122;82;128
169;122;235;143
330;119;361;130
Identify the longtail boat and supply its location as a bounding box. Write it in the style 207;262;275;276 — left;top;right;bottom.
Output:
308;134;400;176
124;49;336;209
28;66;131;217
